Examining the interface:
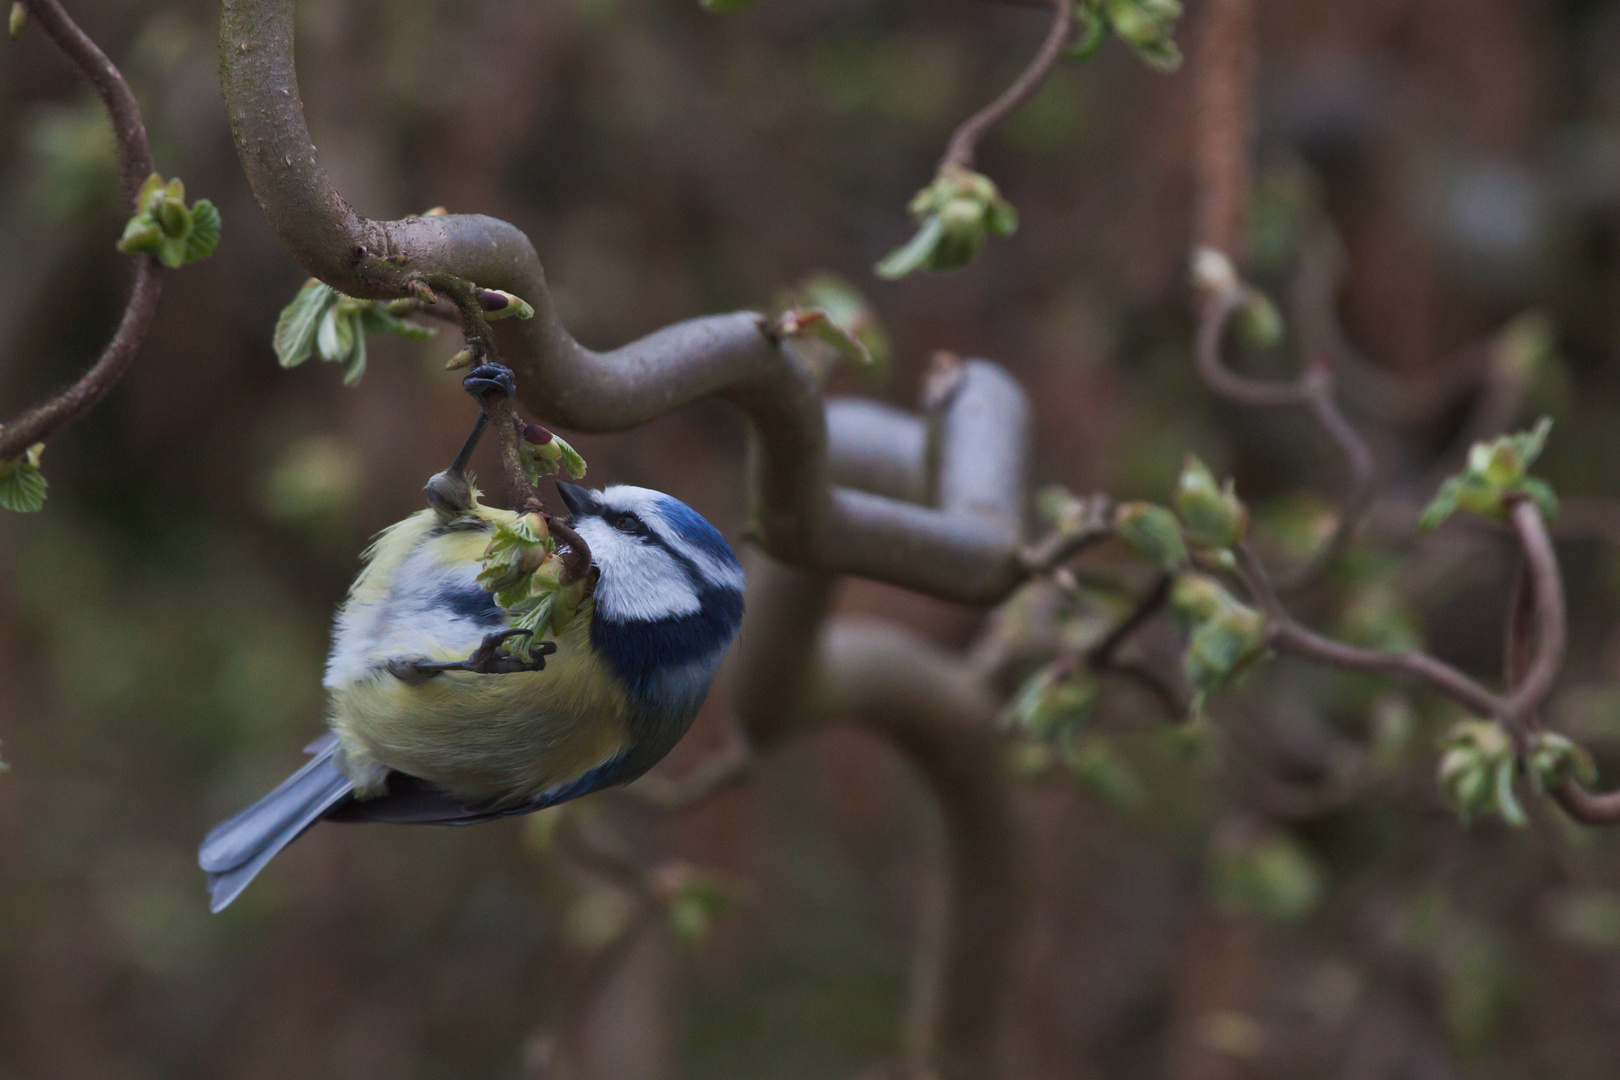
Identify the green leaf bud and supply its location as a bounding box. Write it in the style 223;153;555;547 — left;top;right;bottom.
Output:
1173;454;1249;549
1526;731;1597;792
1170;571;1229;623
9;2;27;37
1237;289;1285;348
1437;720;1524;826
475;287;535;321
1114;501;1189;570
0;441;47;513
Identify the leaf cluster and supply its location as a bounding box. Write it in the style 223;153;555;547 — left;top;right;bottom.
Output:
1070;0;1184;72
274;279;434;386
877;166;1018;279
115;174;219;268
1420;418;1557;530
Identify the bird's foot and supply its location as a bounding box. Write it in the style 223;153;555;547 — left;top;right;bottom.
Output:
463;362;516;403
388;629;557;682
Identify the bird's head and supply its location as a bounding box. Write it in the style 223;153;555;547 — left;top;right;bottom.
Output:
555;482;745;710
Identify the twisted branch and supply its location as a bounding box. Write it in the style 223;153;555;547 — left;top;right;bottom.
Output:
219;0;1036;602
0;0;162;460
941;0;1075;170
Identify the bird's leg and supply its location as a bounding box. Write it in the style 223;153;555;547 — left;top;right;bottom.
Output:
388;629;559;683
425;362;519;520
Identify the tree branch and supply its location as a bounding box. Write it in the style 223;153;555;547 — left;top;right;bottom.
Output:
0;0;162;461
219;0;1040;603
941;0;1075;170
1235;543;1508;720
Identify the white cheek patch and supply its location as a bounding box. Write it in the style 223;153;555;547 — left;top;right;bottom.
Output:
575;518;701;623
598;486;745;594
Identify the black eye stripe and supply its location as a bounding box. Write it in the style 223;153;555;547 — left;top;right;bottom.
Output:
604;509;649;536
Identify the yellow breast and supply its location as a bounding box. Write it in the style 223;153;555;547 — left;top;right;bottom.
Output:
324;507;630;805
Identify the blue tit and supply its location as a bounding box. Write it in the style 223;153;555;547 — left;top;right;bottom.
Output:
199;458;744;912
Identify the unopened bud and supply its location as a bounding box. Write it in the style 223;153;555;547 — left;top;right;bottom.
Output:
1237;290;1284;348
1114;502;1188;571
1190;246;1239;296
153;199;189;238
445;348;476;370
1173;454;1248;549
421;205;449;217
522;423;555;446
1170;572;1230;623
409;279;436;305
9;2;27;37
939;197;984;237
519;511;551;542
476;288;535;321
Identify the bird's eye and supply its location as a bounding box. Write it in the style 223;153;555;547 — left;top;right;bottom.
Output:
613;513;641;535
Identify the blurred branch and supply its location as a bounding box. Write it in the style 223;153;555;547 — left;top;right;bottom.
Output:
731;555;1033;1080
219;0;1039;602
0;0;161;461
941;0;1075;170
1194;273;1375;589
1497;503;1620;824
1235;543;1507;720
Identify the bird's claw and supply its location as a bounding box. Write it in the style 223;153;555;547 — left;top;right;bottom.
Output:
463;362;516;403
390;628;558;682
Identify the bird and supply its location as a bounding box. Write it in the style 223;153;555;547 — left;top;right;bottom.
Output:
198;363;745;912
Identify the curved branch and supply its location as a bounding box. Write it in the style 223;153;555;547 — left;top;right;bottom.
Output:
1195;282;1376;588
1505;499;1566;720
730;553;1031;1080
0;0;162;461
1235;544;1508;720
941;0;1075;170
219;0;1035;603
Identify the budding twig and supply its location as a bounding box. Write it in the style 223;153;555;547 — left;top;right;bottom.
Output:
0;0;162;461
941;0;1075;170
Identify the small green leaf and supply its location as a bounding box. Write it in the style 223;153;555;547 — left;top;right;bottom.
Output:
184;198;221;262
274;279;337;369
340;312;367;387
875;214;947;280
359;305;435;341
315;304;352;362
1066;4;1108;60
0;442;47;513
9;2;27;38
554;434;587;480
1418;475;1465;531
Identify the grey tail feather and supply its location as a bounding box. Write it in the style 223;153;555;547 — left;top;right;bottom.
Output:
199;734;354;913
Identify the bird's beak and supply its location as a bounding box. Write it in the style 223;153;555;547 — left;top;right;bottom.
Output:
555;480;594;518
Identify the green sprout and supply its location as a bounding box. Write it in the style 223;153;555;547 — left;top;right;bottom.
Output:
877;165;1018;279
0;441;46;513
1419;418;1557;530
115;173;219;268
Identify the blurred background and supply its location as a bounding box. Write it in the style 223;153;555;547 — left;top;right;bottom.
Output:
5;0;1620;1077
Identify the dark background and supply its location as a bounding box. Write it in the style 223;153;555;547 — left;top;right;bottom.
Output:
5;0;1620;1077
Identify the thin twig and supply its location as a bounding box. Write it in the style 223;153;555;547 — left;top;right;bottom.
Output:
1017;494;1113;573
1195;281;1376;589
1235;543;1507;720
1086;572;1171;670
0;0;162;461
1504;499;1566;722
1498;504;1620;823
941;0;1075;170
